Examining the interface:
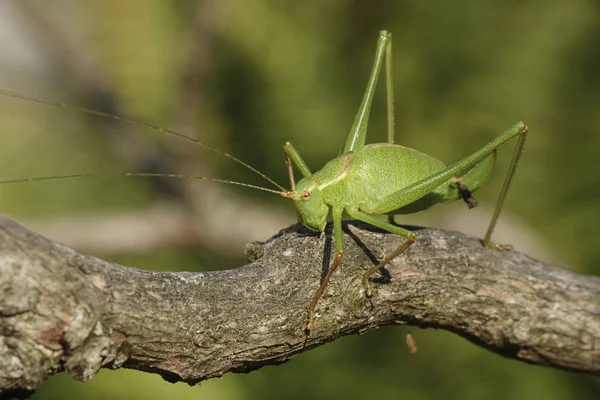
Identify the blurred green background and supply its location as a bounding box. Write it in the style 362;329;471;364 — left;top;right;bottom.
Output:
0;0;598;399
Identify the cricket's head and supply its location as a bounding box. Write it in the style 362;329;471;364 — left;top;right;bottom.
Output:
282;177;328;232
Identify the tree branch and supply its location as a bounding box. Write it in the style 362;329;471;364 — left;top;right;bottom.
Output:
1;214;598;396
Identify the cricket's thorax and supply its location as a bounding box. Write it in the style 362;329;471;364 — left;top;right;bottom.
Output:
327;144;450;214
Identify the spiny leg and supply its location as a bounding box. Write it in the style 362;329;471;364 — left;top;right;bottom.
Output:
283;141;313;223
363;236;415;297
385;33;397;225
283;141;312;180
371;123;527;215
483;129;528;250
305;208;344;333
343;31;392;153
284;149;296;190
385;30;395;146
346;208;416;297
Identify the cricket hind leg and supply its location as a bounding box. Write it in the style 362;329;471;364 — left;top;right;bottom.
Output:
384;32;398;225
445;128;526;250
385;30;395;147
483;130;528;250
346;208;416;297
343;31;392;153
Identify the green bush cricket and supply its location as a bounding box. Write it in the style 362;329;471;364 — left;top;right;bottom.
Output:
0;30;528;334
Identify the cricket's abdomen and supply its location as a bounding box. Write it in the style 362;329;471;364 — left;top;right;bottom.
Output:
344;144;449;214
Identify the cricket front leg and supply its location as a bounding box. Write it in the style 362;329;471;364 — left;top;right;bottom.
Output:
346;209;415;297
305;209;344;334
283;141;313;224
283;142;312;187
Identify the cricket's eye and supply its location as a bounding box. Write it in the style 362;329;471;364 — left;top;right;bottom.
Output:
301;190;311;201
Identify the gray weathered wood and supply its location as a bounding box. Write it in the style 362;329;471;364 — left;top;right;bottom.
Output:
1;214;598;397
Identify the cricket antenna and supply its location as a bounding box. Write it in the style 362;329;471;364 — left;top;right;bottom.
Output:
0;173;286;196
0;89;286;191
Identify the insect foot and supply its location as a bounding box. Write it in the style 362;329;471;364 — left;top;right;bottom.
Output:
303;251;344;335
304;312;315;335
362;276;375;298
484;242;514;251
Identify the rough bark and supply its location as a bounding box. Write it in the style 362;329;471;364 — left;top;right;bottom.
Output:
0;214;598;397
